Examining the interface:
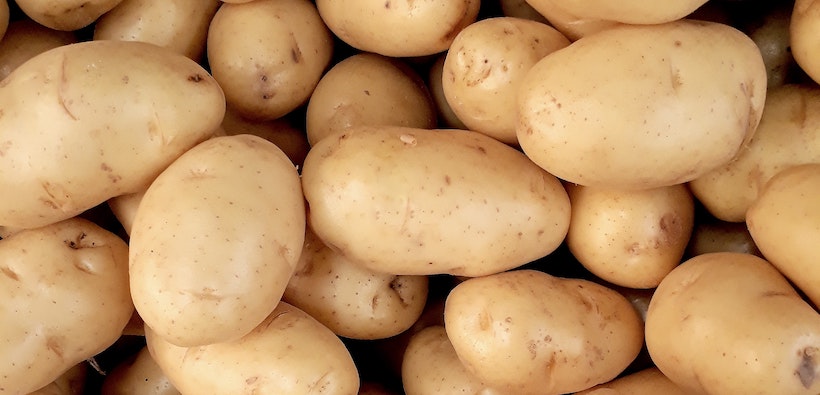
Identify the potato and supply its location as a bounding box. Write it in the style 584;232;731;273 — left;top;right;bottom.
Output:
107;191;144;237
517;20;767;190
684;218;761;258
566;184;694;289
0;40;225;230
0;0;8;42
129;135;305;347
0;19;77;81
221;107;310;168
444;269;644;395
540;0;707;25
427;54;467;129
101;346;180;395
306;53;436;145
316;0;480;57
301;125;571;276
15;0;125;30
791;0;820;85
573;367;694;395
401;326;502;395
283;228;428;340
522;0;620;40
27;362;86;395
442;17;569;145
207;0;333;121
646;252;820;394
747;164;820;308
146;302;360;394
747;4;796;88
93;0;221;62
499;0;548;23
0;218;132;394
689;84;820;222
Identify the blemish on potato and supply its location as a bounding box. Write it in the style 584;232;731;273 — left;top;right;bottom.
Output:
0;266;19;281
46;336;64;359
797;347;818;388
187;74;204;83
399;134;417;146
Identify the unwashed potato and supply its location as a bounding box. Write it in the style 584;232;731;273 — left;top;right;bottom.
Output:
517;20;767;190
791;0;820;85
101;346;180;395
27;362;87;395
15;0;125;30
0;19;77;81
0;40;225;230
0;218;132;395
221;107;310;168
129;135;305;347
539;0;707;24
573;367;696;395
146;302;360;395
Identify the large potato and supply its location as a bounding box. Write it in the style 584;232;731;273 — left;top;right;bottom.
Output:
301;125;570;276
15;0;124;30
517;20;767;189
129;135;305;347
0;218;132;394
0;40;225;230
0;19;77;81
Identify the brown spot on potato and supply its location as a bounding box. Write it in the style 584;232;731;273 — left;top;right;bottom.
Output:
444;175;451;185
797;347;817;388
190;287;222;301
46;336;64;359
246;376;258;385
384;0;390;8
760;290;790;298
64;232;93;250
0;141;10;157
674;40;682;47
1;267;18;281
669;65;683;92
478;310;492;331
371;294;380;311
188;74;204;83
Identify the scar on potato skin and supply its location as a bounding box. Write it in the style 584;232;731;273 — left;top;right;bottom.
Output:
58;54;78;121
1;266;19;281
46;336;64;360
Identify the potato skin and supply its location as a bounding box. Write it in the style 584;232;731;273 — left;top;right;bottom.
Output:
28;363;87;395
0;19;76;81
791;0;820;85
101;346;180;395
129;135;305;347
15;0;124;30
573;367;694;395
542;0;707;25
301;125;570;276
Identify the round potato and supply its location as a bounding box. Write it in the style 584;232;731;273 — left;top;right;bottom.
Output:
101;346;180;395
0;19;77;81
428;54;467;129
15;0;124;30
574;367;693;395
301;125;571;277
517;20;767;190
684;218;761;258
791;0;820;85
129;135;305;347
107;191;145;237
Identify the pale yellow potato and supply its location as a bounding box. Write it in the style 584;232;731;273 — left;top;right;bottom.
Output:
684;219;761;258
146;302;360;394
444;270;644;395
27;362;86;395
566;184;694;289
129;135;305;347
101;346;180;395
518;20;767;190
221;107;310;167
443;17;569;145
574;367;697;395
283;228;428;340
107;191;145;237
523;0;620;40
207;0;333;120
15;0;124;30
402;326;503;395
646;252;820;394
306;53;436;145
791;0;820;85
0;19;77;81
428;54;467;129
747;164;820;308
93;0;221;61
544;0;707;24
0;218;132;394
301;125;571;277
0;40;225;230
316;0;480;57
689;84;820;222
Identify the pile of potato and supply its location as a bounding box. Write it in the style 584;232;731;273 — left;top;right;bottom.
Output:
1;0;819;394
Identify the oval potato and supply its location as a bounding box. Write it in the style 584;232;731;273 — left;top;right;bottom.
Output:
15;0;124;30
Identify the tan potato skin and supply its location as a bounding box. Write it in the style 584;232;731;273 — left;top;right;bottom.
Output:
523;0;620;40
221;107;310;167
573;367;698;395
0;19;77;81
129;135;305;347
0;1;9;43
428;55;467;129
15;0;124;31
301;125;570;277
541;0;707;25
146;302;360;395
646;252;820;394
101;347;180;395
791;0;820;85
747;164;820;308
0;218;132;395
26;363;87;395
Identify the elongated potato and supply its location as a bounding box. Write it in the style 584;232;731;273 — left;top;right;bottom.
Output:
129;135;305;347
15;0;124;30
101;346;179;395
301;125;571;276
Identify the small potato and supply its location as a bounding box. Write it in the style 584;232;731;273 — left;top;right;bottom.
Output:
541;0;707;25
301;125;571;277
0;218;132;394
207;0;333;121
129;135;305;347
442;17;569;145
316;0;480;57
566;184;694;289
523;0;620;40
15;0;124;30
93;0;221;61
0;19;77;81
101;346;180;395
283;228;428;340
27;362;87;395
427;54;467;129
107;191;145;237
791;0;820;85
573;367;694;395
146;302;360;395
306;53;436;145
221;107;310;168
684;218;761;258
517;20;767;189
444;269;644;395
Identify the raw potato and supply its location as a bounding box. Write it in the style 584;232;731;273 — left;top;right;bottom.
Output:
747;164;820;308
523;0;620;40
573;367;694;395
442;17;569;145
499;0;548;23
0;0;8;42
129;135;305;347
27;362;86;395
747;4;796;88
283;228;428;340
306;53;436;145
646;252;820;394
0;218;133;395
301;125;571;276
689;84;820;222
101;346;180;395
15;0;125;30
0;19;77;81
684;219;761;258
221;107;310;167
107;191;145;236
0;40;225;230
791;0;820;85
444;270;644;395
146;302;360;395
316;0;480;57
517;20;767;190
93;0;221;61
541;0;707;24
428;55;467;129
207;0;333;120
566;184;694;289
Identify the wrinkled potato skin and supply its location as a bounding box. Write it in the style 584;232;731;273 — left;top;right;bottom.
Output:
689;85;820;222
0;19;77;81
129;135;305;347
0;218;132;395
574;367;696;395
146;302;360;395
517;20;767;190
646;252;820;394
27;363;87;395
444;270;644;395
101;347;180;395
302;125;570;277
15;0;124;30
791;0;820;85
0;40;225;230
